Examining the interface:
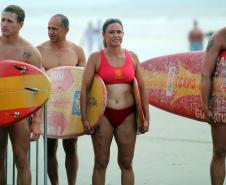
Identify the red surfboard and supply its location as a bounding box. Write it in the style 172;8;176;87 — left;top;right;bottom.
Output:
141;51;226;124
0;60;51;127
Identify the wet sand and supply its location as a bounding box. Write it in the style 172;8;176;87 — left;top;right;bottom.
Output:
75;107;212;185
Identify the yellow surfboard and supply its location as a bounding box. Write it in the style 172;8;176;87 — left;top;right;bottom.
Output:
40;66;107;138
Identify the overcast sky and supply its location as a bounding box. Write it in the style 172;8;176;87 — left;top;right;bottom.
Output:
1;0;226;7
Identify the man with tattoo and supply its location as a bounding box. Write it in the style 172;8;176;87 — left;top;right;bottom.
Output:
0;5;42;185
201;27;226;185
37;14;85;185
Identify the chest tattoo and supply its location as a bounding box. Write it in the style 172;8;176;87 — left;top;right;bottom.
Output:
23;51;32;60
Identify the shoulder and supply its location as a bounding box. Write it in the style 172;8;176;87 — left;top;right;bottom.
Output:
37;41;50;52
69;41;86;61
21;38;41;58
20;38;42;68
84;51;101;73
68;41;84;53
88;51;100;62
20;38;36;52
212;27;226;41
86;51;101;70
217;27;226;34
127;50;139;65
68;41;85;57
207;27;226;50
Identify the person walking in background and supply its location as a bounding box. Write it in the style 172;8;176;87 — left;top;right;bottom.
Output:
188;19;204;51
94;19;104;50
0;5;42;185
37;14;86;185
80;18;149;185
201;27;226;185
80;21;95;55
81;20;104;55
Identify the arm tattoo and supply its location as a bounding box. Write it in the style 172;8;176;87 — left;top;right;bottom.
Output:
23;51;32;60
206;37;214;51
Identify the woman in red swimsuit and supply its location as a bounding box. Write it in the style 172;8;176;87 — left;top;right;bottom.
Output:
80;18;149;185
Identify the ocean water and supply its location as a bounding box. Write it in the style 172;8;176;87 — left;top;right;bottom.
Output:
1;0;226;60
2;1;226;185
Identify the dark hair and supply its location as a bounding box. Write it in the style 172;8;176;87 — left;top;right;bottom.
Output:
102;18;123;47
52;14;69;28
3;5;25;23
102;18;123;33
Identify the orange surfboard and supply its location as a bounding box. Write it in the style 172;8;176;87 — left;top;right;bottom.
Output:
141;51;226;124
133;78;146;134
0;60;51;127
40;66;107;138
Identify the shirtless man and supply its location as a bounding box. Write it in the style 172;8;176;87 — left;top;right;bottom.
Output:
188;19;204;51
37;14;85;185
201;27;226;185
0;5;42;185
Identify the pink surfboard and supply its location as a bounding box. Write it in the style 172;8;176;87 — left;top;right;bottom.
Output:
40;66;107;138
141;51;226;124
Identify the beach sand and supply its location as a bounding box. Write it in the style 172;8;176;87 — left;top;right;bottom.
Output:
6;106;212;185
75;107;212;185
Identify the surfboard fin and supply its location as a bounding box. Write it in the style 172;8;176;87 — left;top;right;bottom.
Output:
14;65;27;73
24;87;39;93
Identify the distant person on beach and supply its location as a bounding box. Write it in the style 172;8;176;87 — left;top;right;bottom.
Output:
0;5;42;185
81;20;104;55
94;19;104;50
37;14;85;185
81;21;95;54
201;27;226;185
188;19;204;51
80;18;149;185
